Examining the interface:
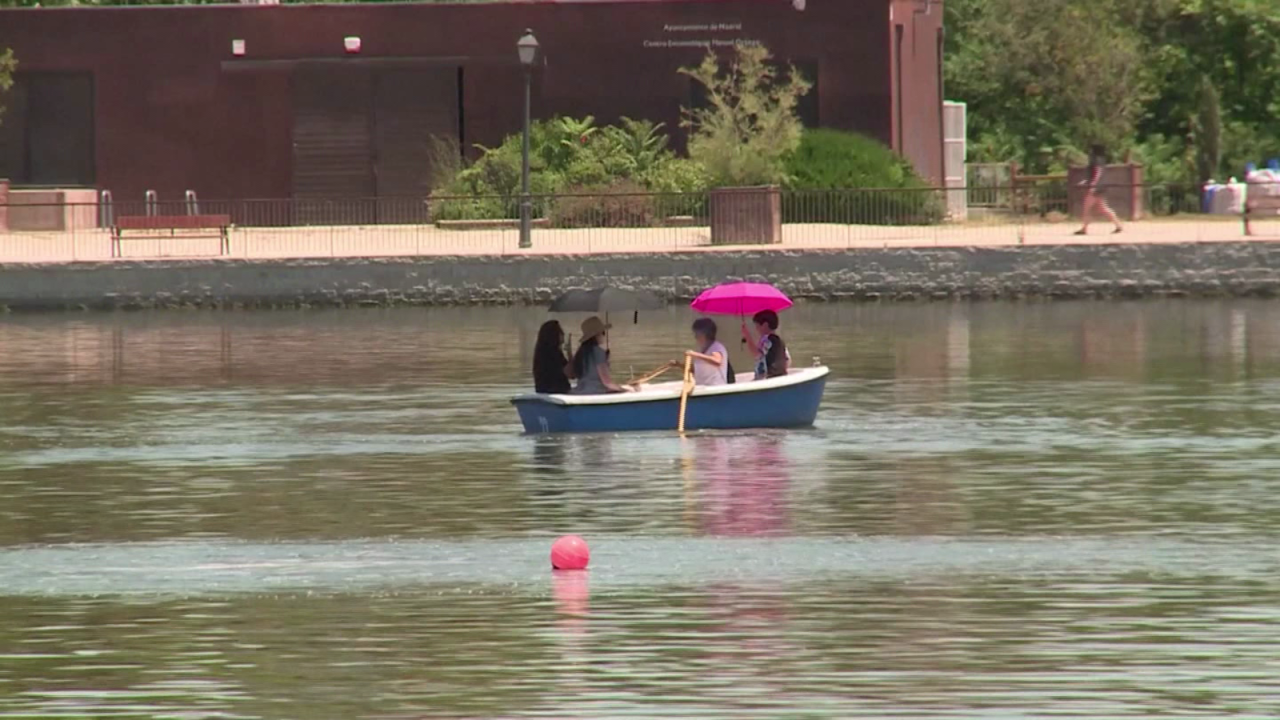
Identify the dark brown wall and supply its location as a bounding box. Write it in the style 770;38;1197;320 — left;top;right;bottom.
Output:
0;0;939;200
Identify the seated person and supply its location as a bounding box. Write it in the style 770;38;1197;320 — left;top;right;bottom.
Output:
571;316;632;394
743;309;789;380
532;320;572;394
684;317;729;386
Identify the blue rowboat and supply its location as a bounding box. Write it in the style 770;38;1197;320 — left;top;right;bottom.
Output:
511;366;829;434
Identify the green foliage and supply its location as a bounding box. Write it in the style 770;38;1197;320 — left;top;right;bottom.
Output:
1130;133;1194;185
947;0;1280;177
429;116;710;222
679;45;811;187
1193;76;1222;184
945;0;1152;167
0;48;15;127
1223;122;1280;177
784;129;927;190
782;130;943;225
551;180;657;228
537;115;598;172
426;133;463;191
602;117;670;176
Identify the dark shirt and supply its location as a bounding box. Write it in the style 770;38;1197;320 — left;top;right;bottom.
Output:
533;348;571;394
754;333;789;379
764;333;788;378
1085;162;1103;190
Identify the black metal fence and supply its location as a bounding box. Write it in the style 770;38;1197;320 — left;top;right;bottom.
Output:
0;184;1274;263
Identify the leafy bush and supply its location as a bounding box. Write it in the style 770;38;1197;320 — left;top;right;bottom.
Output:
680;45;811;187
782;129;943;224
639;157;712;217
551;180;658;228
431;115;712;222
603;117;670;176
429;195;511;222
426;133;464;191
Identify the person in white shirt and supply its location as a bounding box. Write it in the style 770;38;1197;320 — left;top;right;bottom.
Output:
684;318;729;386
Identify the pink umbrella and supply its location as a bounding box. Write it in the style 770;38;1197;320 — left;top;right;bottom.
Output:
690;282;793;316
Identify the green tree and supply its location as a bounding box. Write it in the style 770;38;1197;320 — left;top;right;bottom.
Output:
1135;0;1280;139
947;0;1280;178
945;0;1152;169
1192;76;1222;183
679;45;811;187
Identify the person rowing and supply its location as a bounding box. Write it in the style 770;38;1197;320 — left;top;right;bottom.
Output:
682;317;729;387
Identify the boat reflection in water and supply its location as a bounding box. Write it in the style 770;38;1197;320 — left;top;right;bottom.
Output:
684;433;791;537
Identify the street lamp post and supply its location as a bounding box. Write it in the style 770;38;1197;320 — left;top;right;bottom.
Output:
517;29;539;250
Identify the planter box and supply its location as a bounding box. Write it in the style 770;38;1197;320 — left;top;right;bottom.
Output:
5;188;99;231
710;185;781;245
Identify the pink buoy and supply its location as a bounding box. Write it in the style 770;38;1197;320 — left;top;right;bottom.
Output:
550;535;590;570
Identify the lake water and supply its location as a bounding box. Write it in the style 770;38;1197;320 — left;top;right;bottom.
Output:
2;301;1280;718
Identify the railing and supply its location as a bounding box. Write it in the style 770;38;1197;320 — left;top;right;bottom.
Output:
0;184;1273;264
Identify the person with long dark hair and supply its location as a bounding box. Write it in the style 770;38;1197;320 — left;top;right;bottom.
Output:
1075;144;1123;235
532;320;573;394
571;316;630;394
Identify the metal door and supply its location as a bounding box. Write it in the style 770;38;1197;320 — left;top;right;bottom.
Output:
291;68;375;225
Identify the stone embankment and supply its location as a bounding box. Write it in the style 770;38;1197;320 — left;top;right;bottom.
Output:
2;242;1278;311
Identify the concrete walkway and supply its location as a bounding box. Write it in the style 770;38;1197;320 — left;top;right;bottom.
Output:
0;216;1269;264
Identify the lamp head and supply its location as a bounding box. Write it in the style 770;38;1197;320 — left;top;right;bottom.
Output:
517;29;539;66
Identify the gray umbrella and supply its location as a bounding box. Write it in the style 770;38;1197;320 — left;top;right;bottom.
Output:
548;287;663;315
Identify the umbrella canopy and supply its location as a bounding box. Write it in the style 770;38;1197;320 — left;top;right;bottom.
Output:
690;282;793;316
548;287;663;314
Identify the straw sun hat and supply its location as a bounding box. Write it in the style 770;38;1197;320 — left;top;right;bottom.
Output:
580;316;611;339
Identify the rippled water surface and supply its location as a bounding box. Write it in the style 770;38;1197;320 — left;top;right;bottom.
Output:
3;301;1280;718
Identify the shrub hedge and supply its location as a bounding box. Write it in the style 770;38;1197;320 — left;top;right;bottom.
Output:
429;122;943;226
783;129;944;225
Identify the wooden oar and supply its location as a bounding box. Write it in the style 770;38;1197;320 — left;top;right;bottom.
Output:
629;362;676;387
677;355;694;434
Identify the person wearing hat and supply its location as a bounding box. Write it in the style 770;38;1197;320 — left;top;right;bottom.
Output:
571;316;630;394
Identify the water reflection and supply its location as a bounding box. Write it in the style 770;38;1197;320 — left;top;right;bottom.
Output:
1079;306;1148;379
3;300;1280;717
689;434;790;536
531;435;568;478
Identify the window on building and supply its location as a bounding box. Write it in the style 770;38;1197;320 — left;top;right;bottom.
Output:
0;72;95;186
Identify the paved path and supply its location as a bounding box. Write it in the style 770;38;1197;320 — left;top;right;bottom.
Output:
0;216;1270;264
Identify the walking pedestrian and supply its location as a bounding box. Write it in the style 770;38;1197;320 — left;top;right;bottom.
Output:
1075;144;1123;235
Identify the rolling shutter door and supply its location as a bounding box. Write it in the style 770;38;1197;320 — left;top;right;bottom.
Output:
291;69;375;225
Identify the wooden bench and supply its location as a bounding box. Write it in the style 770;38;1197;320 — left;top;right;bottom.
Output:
111;214;232;257
1244;180;1280;237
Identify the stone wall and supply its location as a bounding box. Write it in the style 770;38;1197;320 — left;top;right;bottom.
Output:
2;242;1279;311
